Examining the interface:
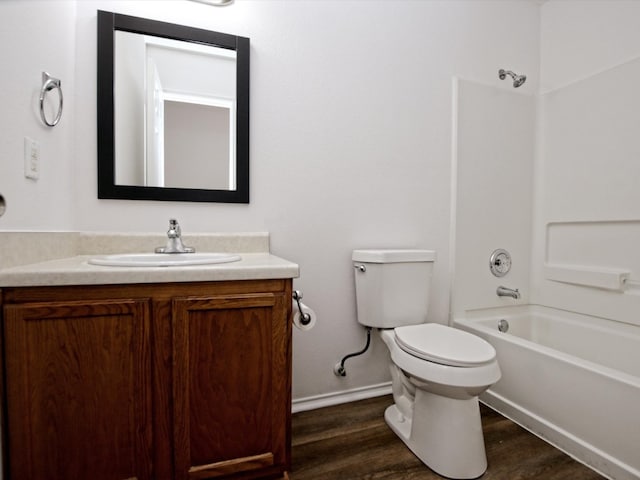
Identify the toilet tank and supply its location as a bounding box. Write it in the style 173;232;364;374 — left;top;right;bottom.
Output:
352;249;436;328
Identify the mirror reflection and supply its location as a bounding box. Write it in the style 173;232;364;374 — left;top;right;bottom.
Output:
115;32;236;190
97;10;250;203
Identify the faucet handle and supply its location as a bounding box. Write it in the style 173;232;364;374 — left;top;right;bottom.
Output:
167;219;181;237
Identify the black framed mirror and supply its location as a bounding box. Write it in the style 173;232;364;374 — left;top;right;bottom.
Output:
97;10;249;203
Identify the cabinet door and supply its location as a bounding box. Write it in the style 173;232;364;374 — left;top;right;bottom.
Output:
4;299;153;480
172;292;290;479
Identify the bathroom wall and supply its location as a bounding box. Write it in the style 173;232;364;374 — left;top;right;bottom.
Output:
0;1;540;404
0;0;77;230
531;1;640;326
451;79;535;318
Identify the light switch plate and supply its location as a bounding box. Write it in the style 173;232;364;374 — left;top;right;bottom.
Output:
24;136;40;180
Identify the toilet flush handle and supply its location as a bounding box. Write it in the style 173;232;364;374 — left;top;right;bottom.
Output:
354;264;366;273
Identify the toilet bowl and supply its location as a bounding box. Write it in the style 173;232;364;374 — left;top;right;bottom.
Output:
352;249;501;479
380;326;500;479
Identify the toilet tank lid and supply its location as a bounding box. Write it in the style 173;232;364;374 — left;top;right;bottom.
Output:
352;249;436;263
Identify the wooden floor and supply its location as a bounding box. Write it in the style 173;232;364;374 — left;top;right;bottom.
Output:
291;395;604;480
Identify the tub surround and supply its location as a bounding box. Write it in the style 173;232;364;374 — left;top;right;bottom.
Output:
0;231;298;286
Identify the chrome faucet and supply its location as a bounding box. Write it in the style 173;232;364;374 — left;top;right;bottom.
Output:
155;219;195;254
497;286;520;299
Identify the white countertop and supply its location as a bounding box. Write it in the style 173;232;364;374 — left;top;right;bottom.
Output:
0;253;299;287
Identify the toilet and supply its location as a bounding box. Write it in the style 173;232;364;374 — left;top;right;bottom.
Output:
352;249;501;479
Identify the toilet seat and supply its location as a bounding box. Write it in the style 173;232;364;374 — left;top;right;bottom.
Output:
394;323;496;367
380;328;501;390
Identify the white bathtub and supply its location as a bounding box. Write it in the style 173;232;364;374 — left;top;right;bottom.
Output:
453;305;640;480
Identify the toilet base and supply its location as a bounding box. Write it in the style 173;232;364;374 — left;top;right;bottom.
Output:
384;389;487;479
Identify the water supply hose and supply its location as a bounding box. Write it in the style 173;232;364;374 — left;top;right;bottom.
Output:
333;327;372;377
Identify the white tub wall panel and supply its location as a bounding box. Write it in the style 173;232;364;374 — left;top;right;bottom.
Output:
533;68;640;324
543;264;630;292
533;4;640;326
452;79;534;317
540;60;640;222
534;281;640;330
546;221;640;270
533;69;640;324
542;222;640;306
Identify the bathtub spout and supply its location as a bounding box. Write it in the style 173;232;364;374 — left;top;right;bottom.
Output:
497;286;520;299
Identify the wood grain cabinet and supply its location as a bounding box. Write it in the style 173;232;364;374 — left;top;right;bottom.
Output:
0;279;292;480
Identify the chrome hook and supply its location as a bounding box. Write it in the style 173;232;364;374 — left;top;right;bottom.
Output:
39;72;63;127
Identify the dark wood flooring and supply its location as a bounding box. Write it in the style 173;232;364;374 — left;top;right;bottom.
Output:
291;395;604;480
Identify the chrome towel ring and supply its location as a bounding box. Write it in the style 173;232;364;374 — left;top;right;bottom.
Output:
39;71;63;127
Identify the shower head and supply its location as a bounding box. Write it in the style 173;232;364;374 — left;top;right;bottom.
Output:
512;74;527;88
499;69;526;88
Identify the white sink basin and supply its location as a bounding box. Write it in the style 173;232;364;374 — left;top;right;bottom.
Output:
88;252;241;267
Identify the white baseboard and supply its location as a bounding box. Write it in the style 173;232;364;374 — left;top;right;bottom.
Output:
292;382;392;414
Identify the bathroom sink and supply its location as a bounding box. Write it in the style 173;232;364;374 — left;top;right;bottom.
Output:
88;252;241;267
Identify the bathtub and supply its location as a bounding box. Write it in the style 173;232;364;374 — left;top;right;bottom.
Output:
453;305;640;480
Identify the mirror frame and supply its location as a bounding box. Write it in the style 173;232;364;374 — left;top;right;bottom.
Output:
97;10;250;203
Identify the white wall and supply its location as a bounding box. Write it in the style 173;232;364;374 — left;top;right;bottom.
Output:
539;0;640;94
0;0;540;402
531;1;640;326
0;0;77;230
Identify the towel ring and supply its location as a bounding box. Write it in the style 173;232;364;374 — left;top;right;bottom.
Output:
39;72;63;127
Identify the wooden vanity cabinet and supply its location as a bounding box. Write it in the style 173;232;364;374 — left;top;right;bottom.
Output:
0;279;292;480
3;296;153;480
